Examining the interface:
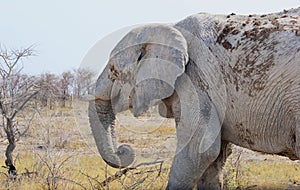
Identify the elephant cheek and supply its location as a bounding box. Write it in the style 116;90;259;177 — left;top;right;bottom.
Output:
131;87;147;117
111;92;131;113
111;83;132;113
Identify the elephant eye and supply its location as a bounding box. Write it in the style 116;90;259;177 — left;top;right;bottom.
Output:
137;46;146;63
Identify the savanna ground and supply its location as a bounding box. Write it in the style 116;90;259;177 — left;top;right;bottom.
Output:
0;100;299;190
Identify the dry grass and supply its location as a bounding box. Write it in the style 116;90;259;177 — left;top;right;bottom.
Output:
223;147;300;190
238;161;300;189
0;100;299;189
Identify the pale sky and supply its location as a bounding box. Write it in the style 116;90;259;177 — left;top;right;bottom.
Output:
0;0;299;74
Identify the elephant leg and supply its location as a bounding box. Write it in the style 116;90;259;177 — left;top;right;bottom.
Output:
197;141;232;190
167;95;222;189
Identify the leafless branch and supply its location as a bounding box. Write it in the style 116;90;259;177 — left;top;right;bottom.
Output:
0;101;6;117
0;170;8;178
55;176;88;190
36;153;55;177
19;168;38;178
11;90;39;120
56;155;73;172
101;160;164;187
18;110;37;137
80;171;102;189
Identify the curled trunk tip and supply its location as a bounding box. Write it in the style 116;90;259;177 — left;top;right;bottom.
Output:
88;100;135;168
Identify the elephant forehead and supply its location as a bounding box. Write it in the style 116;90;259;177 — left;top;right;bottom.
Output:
110;24;188;58
135;59;184;85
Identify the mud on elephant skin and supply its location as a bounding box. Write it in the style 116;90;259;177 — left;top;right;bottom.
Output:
89;7;300;189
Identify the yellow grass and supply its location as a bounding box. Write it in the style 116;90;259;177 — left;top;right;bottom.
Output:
238;161;300;189
0;101;299;189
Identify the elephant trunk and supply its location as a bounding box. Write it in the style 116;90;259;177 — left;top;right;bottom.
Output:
88;99;135;168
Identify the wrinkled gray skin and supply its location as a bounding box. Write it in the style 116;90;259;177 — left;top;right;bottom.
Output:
89;8;300;189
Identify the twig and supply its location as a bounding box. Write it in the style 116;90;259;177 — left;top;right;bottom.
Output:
101;168;130;187
55;176;88;190
56;155;73;171
100;160;164;187
11;90;39;120
19;168;38;178
131;160;164;169
0;170;8;178
133;168;168;175
129;177;147;189
36;153;54;176
158;160;163;177
80;171;102;189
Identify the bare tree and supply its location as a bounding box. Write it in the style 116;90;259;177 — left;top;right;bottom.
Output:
59;71;74;107
0;46;39;177
36;72;59;109
73;68;95;99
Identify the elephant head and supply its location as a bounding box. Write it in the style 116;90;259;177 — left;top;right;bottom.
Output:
89;24;188;168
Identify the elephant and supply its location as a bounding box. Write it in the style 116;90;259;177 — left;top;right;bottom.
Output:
88;7;300;189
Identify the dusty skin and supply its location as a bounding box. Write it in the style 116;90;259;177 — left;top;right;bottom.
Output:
89;8;300;189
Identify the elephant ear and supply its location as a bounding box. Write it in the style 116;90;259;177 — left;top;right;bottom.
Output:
122;25;188;116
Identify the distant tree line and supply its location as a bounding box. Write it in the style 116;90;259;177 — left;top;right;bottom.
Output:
35;68;95;109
